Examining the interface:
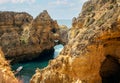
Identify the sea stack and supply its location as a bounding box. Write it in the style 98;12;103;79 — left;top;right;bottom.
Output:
30;0;120;83
0;10;60;63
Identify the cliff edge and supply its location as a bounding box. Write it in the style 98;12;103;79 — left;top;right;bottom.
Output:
30;0;120;83
0;49;19;83
0;10;60;63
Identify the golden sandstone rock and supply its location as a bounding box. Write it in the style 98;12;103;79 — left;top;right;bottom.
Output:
0;49;19;83
0;10;60;63
30;0;120;83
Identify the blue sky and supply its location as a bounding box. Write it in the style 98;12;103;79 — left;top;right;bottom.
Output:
0;0;87;19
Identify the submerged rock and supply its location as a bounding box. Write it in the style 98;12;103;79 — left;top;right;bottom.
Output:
30;0;120;83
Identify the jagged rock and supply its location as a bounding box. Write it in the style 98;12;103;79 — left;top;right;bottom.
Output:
72;17;77;28
0;11;32;26
0;49;19;83
0;10;59;63
30;0;120;83
57;25;69;45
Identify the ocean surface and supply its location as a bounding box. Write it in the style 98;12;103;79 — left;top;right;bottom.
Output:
12;45;64;83
12;19;71;83
57;19;72;28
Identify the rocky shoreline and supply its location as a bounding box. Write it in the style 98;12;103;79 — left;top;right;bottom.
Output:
0;10;68;82
30;0;120;83
0;0;120;83
0;49;19;83
0;10;67;63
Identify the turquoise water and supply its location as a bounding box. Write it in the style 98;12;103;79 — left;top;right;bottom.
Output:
54;44;64;58
12;19;70;83
12;59;49;83
57;19;72;28
12;44;64;83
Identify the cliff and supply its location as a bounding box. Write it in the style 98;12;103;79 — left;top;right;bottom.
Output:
30;0;120;83
57;25;69;45
0;49;19;83
0;10;60;63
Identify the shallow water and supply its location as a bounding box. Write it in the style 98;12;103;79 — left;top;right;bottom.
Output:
12;44;64;83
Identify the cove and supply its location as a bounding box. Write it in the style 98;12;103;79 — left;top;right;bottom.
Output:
11;44;64;83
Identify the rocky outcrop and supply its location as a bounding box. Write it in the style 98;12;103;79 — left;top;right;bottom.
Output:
30;0;120;83
0;10;59;63
0;49;19;83
57;25;69;45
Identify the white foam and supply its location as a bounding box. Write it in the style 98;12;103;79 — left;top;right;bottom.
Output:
54;44;64;58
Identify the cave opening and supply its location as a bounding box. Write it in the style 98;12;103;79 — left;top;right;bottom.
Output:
100;55;120;83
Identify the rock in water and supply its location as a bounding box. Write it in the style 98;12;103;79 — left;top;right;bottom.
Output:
30;0;120;83
0;10;60;63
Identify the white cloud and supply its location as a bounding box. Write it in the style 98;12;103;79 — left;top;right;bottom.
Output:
0;0;9;4
0;0;35;4
49;0;69;5
11;0;35;3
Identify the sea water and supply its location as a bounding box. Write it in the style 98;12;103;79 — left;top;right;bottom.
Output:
57;19;72;28
12;44;64;83
12;19;71;83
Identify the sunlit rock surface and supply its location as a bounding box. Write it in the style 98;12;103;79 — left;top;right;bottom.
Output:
58;25;69;45
30;0;120;83
0;10;60;63
0;49;19;83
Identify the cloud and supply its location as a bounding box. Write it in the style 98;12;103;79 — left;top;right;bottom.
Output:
0;0;9;4
49;0;69;5
0;0;35;4
11;0;35;3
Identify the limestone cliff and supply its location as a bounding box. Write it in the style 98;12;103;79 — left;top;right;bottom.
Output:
0;10;60;63
30;0;120;83
58;25;69;45
0;49;19;83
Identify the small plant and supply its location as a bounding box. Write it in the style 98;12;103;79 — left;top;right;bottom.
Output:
20;25;30;45
20;36;28;44
87;6;94;12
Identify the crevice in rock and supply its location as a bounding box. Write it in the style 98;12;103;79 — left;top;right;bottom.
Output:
51;28;57;33
100;55;120;83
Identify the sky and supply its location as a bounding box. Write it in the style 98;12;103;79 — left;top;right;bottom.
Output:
0;0;88;19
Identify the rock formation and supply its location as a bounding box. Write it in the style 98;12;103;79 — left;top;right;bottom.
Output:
30;0;120;83
57;25;69;45
0;49;19;83
0;10;59;63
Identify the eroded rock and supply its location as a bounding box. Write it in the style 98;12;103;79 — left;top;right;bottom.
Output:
30;0;120;83
0;49;19;83
0;10;59;63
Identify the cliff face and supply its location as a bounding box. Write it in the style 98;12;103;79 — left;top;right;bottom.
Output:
0;49;19;83
0;10;59;63
57;25;69;45
30;0;120;83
